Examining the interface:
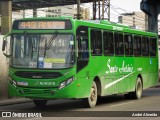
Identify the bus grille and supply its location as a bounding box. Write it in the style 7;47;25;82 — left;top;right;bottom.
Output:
15;71;62;79
20;88;52;95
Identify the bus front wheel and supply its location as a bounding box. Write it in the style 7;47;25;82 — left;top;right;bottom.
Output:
83;81;98;108
33;100;47;107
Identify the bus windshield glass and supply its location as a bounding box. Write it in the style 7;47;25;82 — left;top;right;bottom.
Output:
11;34;74;69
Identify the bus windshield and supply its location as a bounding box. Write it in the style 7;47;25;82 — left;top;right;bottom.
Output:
11;34;75;69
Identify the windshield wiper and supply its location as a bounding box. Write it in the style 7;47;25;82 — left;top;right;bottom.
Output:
44;31;58;57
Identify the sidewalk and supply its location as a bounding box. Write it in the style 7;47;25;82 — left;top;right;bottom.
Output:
0;98;32;106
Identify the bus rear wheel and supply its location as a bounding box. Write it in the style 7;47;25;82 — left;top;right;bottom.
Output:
83;81;98;108
124;77;143;99
33;100;47;107
132;77;143;99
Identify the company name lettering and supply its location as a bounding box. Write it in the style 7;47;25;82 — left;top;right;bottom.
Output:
106;59;133;73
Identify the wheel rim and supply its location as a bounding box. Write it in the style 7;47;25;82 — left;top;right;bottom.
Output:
88;81;97;107
90;85;96;101
137;80;142;98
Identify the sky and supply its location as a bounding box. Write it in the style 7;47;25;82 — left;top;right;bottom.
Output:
110;0;142;22
111;0;141;12
13;0;160;22
82;0;142;22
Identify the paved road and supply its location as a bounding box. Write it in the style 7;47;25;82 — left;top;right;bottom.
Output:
0;87;160;120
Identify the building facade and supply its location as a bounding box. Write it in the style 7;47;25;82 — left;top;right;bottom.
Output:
46;5;90;20
118;12;148;31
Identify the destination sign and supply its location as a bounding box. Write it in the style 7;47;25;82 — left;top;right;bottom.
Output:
12;20;72;30
18;21;65;29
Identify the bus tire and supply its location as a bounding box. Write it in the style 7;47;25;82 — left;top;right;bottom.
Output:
83;81;98;108
132;77;143;99
124;77;143;99
33;100;47;107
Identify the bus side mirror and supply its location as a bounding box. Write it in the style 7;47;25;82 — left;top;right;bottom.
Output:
2;33;12;58
2;39;6;51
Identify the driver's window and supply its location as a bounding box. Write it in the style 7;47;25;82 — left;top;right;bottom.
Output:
78;37;89;60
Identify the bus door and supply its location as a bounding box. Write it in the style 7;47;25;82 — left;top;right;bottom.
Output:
76;26;90;97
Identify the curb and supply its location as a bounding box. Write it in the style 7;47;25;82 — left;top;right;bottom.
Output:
0;98;32;106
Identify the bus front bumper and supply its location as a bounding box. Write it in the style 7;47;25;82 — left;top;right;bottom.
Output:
8;81;81;99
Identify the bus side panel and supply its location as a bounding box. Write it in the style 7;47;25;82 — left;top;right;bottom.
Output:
149;57;159;87
123;57;135;92
76;66;92;98
103;57;116;96
141;57;150;89
89;56;106;91
115;56;126;94
132;57;142;90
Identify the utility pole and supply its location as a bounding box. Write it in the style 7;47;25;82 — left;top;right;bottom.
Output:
33;8;37;17
93;0;110;20
0;0;12;34
77;0;81;20
23;10;25;18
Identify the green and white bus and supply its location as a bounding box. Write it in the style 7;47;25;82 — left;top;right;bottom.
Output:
2;17;159;108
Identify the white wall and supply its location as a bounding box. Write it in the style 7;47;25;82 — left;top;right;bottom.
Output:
0;35;8;98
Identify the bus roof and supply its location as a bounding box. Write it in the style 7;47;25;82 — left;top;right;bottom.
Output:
12;17;157;37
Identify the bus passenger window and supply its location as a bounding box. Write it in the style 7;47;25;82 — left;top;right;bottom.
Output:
103;32;114;55
124;35;133;56
142;37;149;56
150;38;157;57
134;36;141;56
91;30;102;56
78;37;89;60
115;33;124;56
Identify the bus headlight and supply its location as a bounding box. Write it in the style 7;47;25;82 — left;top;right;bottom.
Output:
13;80;17;86
59;77;74;89
9;77;17;87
